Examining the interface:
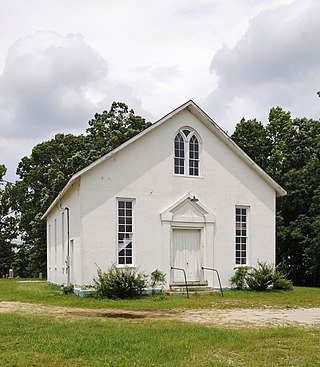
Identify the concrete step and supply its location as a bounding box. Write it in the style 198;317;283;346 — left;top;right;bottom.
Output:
166;282;214;296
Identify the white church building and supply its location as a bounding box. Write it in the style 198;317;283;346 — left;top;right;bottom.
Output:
42;100;286;290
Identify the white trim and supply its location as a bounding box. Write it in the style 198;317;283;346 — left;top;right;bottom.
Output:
235;205;250;266
116;198;135;267
173;126;202;177
160;193;215;224
171;226;204;283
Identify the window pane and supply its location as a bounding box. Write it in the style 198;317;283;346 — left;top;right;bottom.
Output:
174;133;185;174
189;135;199;176
118;200;134;265
235;207;248;265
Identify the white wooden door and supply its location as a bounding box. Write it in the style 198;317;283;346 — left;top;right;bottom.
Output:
172;228;201;283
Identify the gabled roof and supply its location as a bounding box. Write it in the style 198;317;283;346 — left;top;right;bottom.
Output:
42;100;286;219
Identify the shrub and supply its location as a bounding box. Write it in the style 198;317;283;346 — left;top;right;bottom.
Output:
61;283;74;295
272;268;293;291
94;264;147;299
246;262;274;291
273;277;293;291
230;266;251;290
150;269;166;292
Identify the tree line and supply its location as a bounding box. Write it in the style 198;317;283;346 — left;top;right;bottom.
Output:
232;107;320;286
0;102;319;286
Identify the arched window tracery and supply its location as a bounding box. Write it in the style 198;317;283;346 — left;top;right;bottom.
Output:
174;128;200;176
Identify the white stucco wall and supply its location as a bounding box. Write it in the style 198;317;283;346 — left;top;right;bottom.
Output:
47;108;277;289
46;179;82;285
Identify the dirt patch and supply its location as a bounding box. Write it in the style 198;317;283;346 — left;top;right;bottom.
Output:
1;301;320;328
176;308;320;328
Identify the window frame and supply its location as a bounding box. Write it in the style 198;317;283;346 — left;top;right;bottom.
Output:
173;128;201;177
235;206;249;265
116;198;135;267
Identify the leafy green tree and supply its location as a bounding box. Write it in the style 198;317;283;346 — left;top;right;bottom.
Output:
0;165;18;277
13;102;150;276
231;118;271;170
13;134;86;276
232;109;320;286
85;101;151;163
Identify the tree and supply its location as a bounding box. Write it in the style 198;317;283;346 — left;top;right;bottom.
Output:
0;165;18;277
231;118;271;170
232;109;320;286
13;102;150;276
85;101;151;163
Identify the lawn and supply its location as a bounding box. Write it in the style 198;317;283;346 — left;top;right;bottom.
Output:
0;279;320;366
0;278;319;310
1;313;320;367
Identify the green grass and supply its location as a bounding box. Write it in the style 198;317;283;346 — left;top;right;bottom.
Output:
0;313;319;367
0;278;319;310
1;279;320;366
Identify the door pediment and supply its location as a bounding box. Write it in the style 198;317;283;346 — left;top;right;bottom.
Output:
160;194;215;223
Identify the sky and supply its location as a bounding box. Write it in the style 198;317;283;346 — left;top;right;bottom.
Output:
1;0;320;182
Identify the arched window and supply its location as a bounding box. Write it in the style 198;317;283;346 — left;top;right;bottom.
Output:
174;128;200;176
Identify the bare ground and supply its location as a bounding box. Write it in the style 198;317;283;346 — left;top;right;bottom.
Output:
1;301;320;328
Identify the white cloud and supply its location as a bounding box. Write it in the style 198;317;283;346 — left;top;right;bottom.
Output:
204;0;320;131
0;0;315;181
0;30;146;180
0;31;108;138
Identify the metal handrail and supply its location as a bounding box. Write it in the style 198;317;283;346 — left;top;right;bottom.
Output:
171;267;189;298
202;267;224;297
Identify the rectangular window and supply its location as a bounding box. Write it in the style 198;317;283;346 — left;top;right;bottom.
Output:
117;199;134;265
235;207;248;265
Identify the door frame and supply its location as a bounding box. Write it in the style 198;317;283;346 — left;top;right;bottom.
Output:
160;194;216;286
171;224;204;284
